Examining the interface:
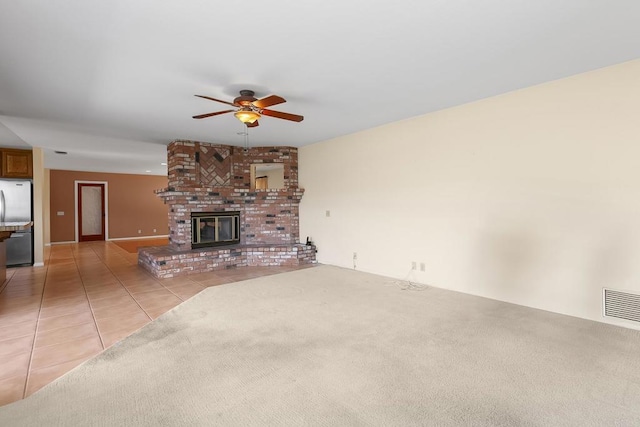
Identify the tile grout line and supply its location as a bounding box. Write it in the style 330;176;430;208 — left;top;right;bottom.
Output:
71;244;108;351
0;268;17;295
108;240;220;299
81;242;154;338
85;242;154;323
22;246;106;387
23;244;132;382
22;244;53;398
91;242;185;317
105;240;204;302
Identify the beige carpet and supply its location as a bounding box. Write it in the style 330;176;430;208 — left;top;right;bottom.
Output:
1;265;640;426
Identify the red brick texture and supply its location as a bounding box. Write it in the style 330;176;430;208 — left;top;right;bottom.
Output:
138;244;317;279
139;140;316;278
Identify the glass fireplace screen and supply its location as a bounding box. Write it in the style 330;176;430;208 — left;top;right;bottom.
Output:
192;212;240;248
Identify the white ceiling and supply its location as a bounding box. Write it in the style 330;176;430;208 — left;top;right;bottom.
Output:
1;1;639;176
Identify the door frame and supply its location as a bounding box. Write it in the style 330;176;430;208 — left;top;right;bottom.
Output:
74;180;109;242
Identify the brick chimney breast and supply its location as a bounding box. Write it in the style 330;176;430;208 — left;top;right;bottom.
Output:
138;140;315;278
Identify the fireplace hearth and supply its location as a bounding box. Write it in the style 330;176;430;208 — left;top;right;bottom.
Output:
138;140;316;278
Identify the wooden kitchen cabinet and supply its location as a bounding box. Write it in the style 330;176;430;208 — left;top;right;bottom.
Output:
0;148;33;178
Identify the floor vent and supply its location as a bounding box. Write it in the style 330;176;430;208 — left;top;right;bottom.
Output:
603;288;640;323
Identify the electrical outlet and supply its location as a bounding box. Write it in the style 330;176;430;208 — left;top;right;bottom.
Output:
326;210;331;217
412;261;417;270
353;252;357;260
138;230;141;234
420;262;425;272
153;228;157;233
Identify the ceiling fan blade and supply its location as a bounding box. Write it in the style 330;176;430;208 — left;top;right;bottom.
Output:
261;109;304;122
194;94;237;107
246;121;260;128
252;95;286;109
192;110;235;119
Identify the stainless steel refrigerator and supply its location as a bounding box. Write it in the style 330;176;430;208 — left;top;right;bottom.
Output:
0;179;33;266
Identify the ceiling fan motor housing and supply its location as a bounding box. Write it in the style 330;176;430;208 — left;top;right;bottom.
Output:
234;90;257;106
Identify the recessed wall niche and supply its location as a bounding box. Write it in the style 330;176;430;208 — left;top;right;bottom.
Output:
251;163;285;190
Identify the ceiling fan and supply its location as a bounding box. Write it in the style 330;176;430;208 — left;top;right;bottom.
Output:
192;90;304;127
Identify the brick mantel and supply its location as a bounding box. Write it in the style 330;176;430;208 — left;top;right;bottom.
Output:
138;139;315;278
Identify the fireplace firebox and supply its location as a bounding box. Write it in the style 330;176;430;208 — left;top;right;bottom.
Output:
191;212;240;248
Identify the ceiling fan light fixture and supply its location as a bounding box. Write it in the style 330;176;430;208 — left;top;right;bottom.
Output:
234;109;261;124
194;90;302;124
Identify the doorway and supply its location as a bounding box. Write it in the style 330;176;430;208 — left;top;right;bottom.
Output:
77;182;106;242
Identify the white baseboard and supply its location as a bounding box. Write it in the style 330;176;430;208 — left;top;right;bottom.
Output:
50;236;168;244
108;235;169;241
33;262;44;267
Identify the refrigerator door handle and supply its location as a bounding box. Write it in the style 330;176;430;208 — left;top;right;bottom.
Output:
0;190;4;222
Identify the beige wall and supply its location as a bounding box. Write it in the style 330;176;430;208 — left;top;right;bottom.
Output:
44;169;50;245
265;167;285;189
299;59;640;329
50;170;168;242
32;148;45;265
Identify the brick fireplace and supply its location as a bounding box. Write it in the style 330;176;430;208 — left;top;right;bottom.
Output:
138;140;316;278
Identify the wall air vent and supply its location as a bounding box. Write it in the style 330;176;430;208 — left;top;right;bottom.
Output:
603;288;640;323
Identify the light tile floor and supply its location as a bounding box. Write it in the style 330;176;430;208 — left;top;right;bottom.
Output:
0;241;314;406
